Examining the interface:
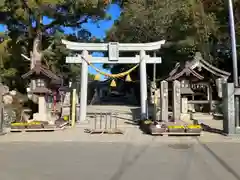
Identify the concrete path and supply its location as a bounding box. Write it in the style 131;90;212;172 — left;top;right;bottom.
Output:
1;126;240;180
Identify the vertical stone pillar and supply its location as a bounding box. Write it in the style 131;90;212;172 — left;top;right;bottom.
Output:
207;83;213;112
181;97;188;113
207;85;210;100
38;96;47;116
0;86;3;133
223;83;235;135
71;89;77;127
79;50;89;122
216;78;222;98
216;78;228;98
160;80;168;121
172;80;181;121
156;89;161;120
140;50;147;119
209;85;213;112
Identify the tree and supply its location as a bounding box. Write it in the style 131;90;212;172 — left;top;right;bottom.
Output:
106;0;237;80
0;32;18;85
0;0;108;90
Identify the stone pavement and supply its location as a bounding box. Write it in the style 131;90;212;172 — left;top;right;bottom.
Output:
0;126;239;144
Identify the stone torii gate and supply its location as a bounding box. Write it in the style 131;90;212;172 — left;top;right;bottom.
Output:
62;40;165;122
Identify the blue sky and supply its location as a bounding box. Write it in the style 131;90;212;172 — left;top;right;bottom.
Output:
0;3;121;79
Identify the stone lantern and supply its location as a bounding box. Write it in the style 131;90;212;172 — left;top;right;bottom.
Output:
22;62;62;124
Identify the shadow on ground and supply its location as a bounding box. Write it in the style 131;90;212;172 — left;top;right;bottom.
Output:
200;123;225;135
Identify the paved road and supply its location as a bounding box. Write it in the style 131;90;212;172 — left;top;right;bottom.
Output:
0;139;240;180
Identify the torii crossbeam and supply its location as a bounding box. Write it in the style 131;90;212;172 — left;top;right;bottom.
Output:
62;40;165;122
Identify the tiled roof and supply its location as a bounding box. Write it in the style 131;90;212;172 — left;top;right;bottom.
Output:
166;52;230;81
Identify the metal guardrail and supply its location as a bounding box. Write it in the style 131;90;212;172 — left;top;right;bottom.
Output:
85;112;123;134
94;112;117;130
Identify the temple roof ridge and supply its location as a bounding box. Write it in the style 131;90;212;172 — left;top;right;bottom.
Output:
192;52;230;77
166;52;230;81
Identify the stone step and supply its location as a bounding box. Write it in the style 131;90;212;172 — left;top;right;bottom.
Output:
87;105;139;112
62;105;158;122
191;113;214;121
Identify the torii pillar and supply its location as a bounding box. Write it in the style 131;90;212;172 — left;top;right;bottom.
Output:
62;40;165;122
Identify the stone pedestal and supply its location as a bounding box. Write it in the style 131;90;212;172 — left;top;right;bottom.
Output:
32;96;55;124
180;113;191;122
39;96;47;115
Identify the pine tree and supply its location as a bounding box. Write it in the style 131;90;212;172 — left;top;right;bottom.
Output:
0;0;107;90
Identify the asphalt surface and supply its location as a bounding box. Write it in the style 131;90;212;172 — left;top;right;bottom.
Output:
0;139;240;180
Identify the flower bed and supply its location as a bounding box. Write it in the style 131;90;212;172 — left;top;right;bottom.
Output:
185;124;202;133
11;121;44;129
139;119;202;135
167;125;185;133
11;122;41;126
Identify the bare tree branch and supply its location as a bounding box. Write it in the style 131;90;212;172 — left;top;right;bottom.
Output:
20;0;33;14
21;54;30;61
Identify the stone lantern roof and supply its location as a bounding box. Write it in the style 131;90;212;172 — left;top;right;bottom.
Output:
22;62;62;94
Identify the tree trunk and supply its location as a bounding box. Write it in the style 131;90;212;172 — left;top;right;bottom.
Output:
30;13;43;69
29;15;43;103
30;34;42;69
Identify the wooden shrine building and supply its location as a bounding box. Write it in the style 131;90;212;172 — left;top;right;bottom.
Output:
89;79;137;105
166;52;230;113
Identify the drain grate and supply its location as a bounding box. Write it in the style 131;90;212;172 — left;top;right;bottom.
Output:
168;143;192;149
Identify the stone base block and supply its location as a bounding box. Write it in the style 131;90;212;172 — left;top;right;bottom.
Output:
180;113;191;122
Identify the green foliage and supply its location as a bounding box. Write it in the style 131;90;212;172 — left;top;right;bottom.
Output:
106;0;238;80
88;73;95;80
0;0;108;91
